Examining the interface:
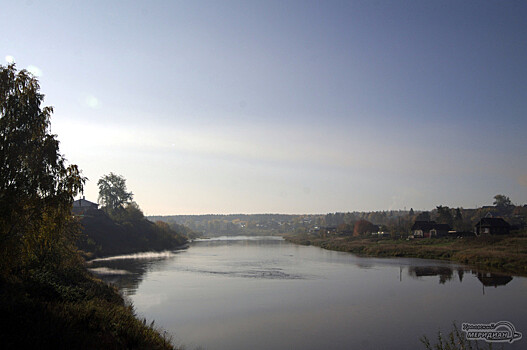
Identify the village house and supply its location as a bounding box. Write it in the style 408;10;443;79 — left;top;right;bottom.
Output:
411;221;450;238
72;196;98;215
317;226;337;237
474;217;510;235
371;230;389;237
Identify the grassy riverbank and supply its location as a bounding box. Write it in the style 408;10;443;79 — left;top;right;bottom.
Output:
0;264;177;349
77;209;188;259
285;231;527;276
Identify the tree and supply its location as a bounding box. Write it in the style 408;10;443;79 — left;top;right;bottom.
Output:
124;202;144;221
0;64;85;275
436;205;453;227
353;219;376;237
416;211;431;222
493;194;512;209
336;223;353;235
97;173;133;212
453;207;464;231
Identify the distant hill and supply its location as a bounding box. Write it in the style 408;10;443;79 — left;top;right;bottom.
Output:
149;214;301;237
77;209;188;258
150;204;527;238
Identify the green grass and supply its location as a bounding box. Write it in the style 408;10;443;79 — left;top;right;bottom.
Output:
285;231;527;276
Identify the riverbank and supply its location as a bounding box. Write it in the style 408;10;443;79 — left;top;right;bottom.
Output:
0;211;188;349
284;231;527;276
77;209;188;259
0;264;178;349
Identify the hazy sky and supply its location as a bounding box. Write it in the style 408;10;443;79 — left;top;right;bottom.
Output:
2;1;526;214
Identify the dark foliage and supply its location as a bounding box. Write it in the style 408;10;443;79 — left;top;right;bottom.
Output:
0;64;177;349
0;63;85;276
0;267;174;349
77;209;187;258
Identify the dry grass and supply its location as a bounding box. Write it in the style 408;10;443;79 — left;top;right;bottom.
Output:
286;231;527;276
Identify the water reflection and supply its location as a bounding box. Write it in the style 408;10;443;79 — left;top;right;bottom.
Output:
86;237;525;350
407;265;513;289
87;250;184;295
90;244;515;298
409;266;454;284
193;236;284;242
193;236;285;248
477;272;513;287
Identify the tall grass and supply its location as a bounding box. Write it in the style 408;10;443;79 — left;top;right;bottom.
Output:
285;231;527;276
0;265;177;349
420;323;502;350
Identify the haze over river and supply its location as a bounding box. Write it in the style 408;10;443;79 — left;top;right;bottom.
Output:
89;236;526;350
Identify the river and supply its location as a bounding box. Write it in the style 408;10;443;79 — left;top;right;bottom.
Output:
88;236;526;350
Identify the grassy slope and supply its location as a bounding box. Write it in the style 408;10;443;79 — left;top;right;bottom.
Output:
285;231;527;276
1;210;189;349
0;266;176;350
77;209;187;258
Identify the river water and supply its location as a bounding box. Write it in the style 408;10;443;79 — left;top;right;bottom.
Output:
89;236;526;350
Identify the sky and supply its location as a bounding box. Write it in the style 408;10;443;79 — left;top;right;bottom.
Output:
1;0;526;215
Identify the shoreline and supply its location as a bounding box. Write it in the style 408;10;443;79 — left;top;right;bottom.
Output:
284;232;527;277
0;265;177;349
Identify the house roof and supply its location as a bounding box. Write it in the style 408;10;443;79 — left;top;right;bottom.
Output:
475;217;510;228
73;198;98;207
411;221;451;231
412;221;435;231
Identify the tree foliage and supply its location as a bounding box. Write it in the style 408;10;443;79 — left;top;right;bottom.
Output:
453;207;464;231
416;211;431;222
353;219;377;236
435;205;453;227
337;222;354;235
97;173;133;212
493;194;512;208
0;64;85;276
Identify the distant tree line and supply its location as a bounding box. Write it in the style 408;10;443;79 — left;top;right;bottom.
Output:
152;194;526;238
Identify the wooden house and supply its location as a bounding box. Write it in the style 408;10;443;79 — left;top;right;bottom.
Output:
411;221;451;238
474;217;510;235
72;196;98;215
